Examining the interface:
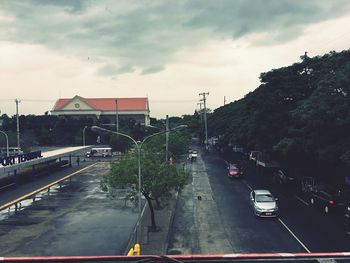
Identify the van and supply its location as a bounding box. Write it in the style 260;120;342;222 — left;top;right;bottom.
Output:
85;147;112;158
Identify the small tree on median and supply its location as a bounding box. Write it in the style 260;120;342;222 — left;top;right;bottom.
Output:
101;149;187;231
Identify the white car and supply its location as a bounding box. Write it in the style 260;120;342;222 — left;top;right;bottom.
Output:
250;189;278;217
188;150;198;161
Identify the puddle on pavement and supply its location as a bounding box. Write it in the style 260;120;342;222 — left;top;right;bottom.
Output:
0;182;74;222
0;164;111;222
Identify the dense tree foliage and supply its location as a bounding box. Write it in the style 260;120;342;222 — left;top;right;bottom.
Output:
209;49;350;184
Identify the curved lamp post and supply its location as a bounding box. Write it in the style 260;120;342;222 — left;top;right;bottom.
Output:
82;126;88;146
91;124;187;245
0;130;9;157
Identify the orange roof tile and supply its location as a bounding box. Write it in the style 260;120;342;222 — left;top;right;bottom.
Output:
53;97;148;111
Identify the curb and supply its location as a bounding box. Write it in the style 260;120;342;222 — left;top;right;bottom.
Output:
164;190;180;254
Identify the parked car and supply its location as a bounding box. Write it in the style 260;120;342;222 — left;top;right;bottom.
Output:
309;186;344;213
227;163;243;179
249;151;261;163
344;203;350;235
232;146;244;153
273;169;296;185
250;189;278;217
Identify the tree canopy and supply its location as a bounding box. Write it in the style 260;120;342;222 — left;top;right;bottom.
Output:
102;130;188;230
209;49;350;184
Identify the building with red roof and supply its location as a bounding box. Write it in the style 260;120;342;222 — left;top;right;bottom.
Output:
51;95;150;125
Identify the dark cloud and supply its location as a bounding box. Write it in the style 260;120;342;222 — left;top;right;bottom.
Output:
31;0;88;13
97;64;134;76
141;65;165;75
0;0;349;76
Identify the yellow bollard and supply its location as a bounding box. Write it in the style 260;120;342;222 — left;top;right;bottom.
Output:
133;243;140;255
127;247;134;256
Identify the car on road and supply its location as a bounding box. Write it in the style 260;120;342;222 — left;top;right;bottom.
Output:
273;169;296;185
227;163;243;179
250;189;278;217
188;150;198;161
249;151;261;163
309;187;344;214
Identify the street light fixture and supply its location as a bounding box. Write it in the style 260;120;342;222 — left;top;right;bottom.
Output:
0;130;9;157
83;126;88;146
90;124;187;246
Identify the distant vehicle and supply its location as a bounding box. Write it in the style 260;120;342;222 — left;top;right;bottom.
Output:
273;169;296;185
309;187;344;214
345;203;350;235
301;177;317;193
209;137;219;146
232;146;244;153
255;151;279;169
250;189;278;217
227;163;243;179
188;150;198;161
85;147;112;158
249;151;260;163
0;147;23;156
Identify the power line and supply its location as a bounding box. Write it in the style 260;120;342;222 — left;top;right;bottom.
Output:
21;99;56;103
0;99;55;103
150;100;197;103
318;31;350;50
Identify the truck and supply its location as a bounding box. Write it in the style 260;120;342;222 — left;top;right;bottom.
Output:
85;147;112;158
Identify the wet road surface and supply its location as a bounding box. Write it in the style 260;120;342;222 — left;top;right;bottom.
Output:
0;163;138;256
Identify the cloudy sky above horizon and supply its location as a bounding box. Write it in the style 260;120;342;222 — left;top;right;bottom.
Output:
0;0;350;118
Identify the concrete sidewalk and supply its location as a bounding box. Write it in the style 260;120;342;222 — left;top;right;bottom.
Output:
141;194;178;255
130;146;232;255
167;146;232;254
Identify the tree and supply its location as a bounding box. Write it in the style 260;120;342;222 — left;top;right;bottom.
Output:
102;146;187;231
208;49;350;183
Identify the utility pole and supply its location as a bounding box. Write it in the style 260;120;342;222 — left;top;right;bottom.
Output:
115;98;119;132
197;102;203;143
165;115;169;162
224;96;227;105
197;102;203;122
199;92;209;151
15;99;21;150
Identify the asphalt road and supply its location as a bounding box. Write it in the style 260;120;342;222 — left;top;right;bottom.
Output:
203;149;307;253
168;144;350;258
219;150;350;253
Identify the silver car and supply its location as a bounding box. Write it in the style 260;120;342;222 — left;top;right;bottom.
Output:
250;190;278;217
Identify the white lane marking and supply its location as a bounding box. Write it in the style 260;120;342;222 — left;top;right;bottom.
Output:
295;195;309;206
317;259;337;263
278;218;311;253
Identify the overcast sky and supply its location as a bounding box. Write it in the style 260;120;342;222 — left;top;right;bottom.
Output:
0;0;349;118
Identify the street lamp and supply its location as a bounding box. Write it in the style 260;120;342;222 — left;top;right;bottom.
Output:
83;126;88;146
91;124;186;245
0;130;9;157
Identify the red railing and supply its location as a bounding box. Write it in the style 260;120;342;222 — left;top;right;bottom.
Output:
1;252;350;262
